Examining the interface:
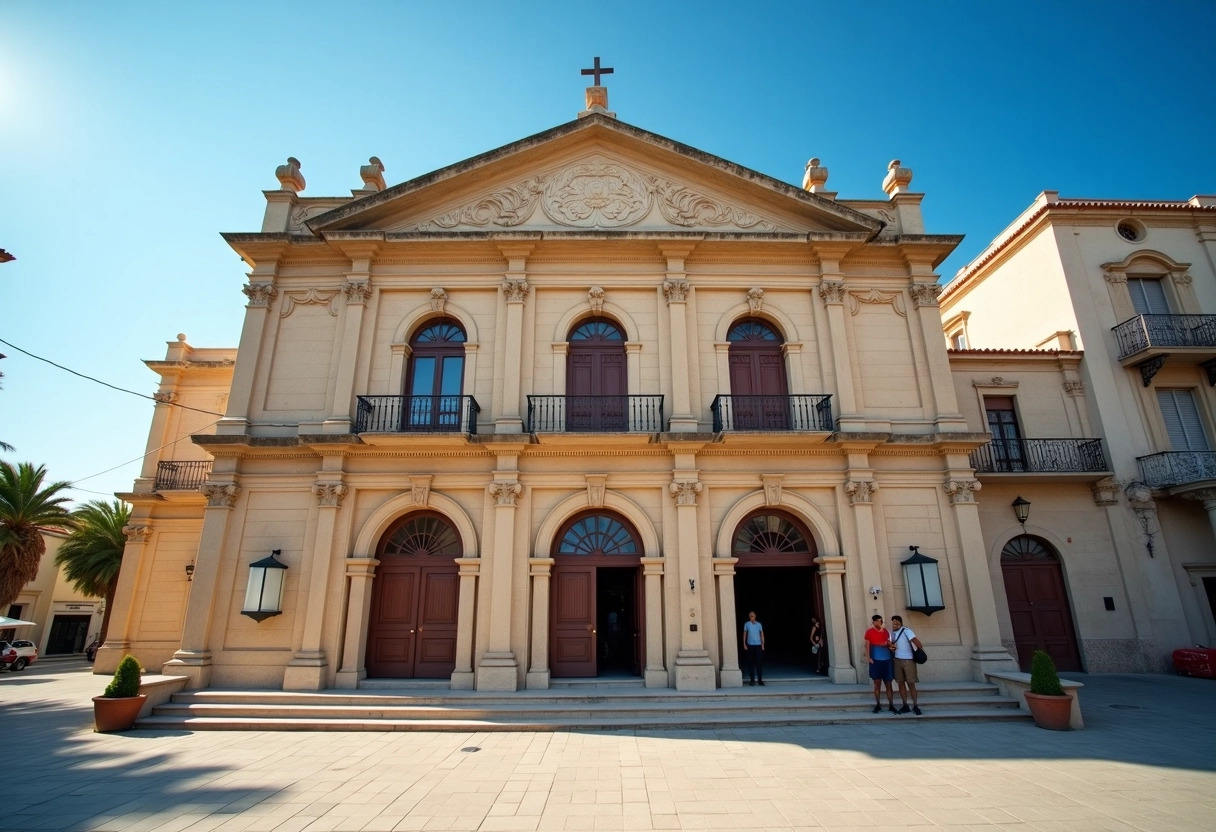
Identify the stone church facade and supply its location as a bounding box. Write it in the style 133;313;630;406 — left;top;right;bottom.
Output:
102;90;1022;691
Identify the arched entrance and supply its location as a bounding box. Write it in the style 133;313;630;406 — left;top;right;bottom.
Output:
727;318;790;429
567;317;627;431
732;511;822;673
1001;535;1082;672
366;512;461;678
550;511;644;678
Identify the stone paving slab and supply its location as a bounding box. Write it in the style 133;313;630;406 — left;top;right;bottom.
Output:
1;660;1213;831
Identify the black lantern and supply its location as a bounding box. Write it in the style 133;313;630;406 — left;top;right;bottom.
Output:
1012;496;1031;527
902;545;945;616
185;561;195;581
241;549;287;622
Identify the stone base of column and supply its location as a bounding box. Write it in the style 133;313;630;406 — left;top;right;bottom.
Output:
718;667;744;688
476;653;519;691
494;418;524;434
970;644;1017;681
93;641;130;676
667;415;700;432
829;663;859;684
525;669;550;690
319;418;353;434
450;670;475;690
215;417;250;436
282;654;328;691
674;650;716;691
162;651;213;690
644;668;669;688
334;668;364;689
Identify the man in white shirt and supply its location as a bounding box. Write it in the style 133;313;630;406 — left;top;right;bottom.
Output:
889;615;923;715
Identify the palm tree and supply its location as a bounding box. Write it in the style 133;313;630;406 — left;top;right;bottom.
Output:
54;500;132;645
0;462;74;608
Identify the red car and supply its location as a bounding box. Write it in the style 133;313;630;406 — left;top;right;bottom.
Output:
0;640;38;671
1173;647;1216;678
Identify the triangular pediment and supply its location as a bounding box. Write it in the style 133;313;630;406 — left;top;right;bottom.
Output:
307;115;880;238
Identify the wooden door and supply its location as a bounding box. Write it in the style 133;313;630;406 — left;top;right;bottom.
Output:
366;565;420;677
568;318;627;431
727;319;788;429
413;567;459;677
1001;536;1082;672
551;565;597;677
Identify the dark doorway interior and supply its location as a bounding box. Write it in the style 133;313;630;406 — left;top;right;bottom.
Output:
597;567;639;676
734;565;818;674
46;614;91;655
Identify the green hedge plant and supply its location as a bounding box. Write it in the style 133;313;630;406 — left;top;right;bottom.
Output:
103;654;143;698
1029;649;1065;697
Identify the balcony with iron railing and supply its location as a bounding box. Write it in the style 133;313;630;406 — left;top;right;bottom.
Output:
153;460;213;491
1112;314;1216;361
526;395;665;433
1137;451;1216;490
711;394;833;432
970;439;1109;478
355;395;480;437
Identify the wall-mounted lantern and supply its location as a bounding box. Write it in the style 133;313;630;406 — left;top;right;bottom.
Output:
902;545;945;616
185;561;195;581
241;549;287;622
1012;496;1031;528
869;585;882;600
688;578;696;593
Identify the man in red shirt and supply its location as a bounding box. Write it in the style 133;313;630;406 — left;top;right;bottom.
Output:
864;614;897;714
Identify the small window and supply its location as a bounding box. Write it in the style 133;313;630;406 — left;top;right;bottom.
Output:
951;331;968;350
1116;220;1145;242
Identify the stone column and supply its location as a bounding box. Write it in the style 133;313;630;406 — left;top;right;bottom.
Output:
496;245;532;433
477;477;522;690
335;557;379;689
218;278;276;435
663;248;698;432
451;557;480;690
162;481;241;688
283;478;347;691
944;477;1017;680
815;555;857;683
713;556;743;688
94;524;152;674
817;276;859;430
323;266;373;433
526;557;555;689
844;474;883;622
639;556;667;688
670;472;715;690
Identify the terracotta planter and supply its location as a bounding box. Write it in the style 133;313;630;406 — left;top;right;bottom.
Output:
1024;691;1072;730
92;694;147;733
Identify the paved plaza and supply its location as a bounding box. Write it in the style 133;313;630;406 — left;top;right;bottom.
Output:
1;659;1213;831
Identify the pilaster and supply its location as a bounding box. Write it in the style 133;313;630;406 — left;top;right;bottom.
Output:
816;555;858;683
712;556;743;688
451;557;480;689
496;245;533;433
335;557;379;688
669;458;715;690
95;523;153;674
640;556;668;687
323;254;375;433
218;273;277;435
907;266;968;432
526;557;555;689
662;247;698;432
817;270;859;430
476;474;522;690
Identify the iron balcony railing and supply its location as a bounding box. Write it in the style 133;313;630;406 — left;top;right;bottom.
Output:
355;395;480;436
526;395;665;433
970;439;1107;474
711;394;833;432
1137;451;1216;488
153;460;213;491
1112;314;1216;359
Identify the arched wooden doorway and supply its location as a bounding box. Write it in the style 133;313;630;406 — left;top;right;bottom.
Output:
1001;535;1082;672
567;317;627;431
404;319;466;430
550;511;644;677
727;318;789;429
366;512;461;678
732;511;822;672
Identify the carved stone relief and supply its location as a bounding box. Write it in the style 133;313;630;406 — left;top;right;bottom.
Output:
909;283;942;308
818;280;845;305
845;480;878;505
663;279;689;304
242;283;277;307
430;288;448;313
344;281;372;305
761;474;783;507
152;391;178;405
588;287;605;314
747;287;764;313
502;279;530;304
313;482;348;507
670;479;703;506
411;475;432;508
281;289;341;317
122;524;152;543
943;479;981;504
1064;380;1085;396
202;483;242;508
848;289;907;318
1091;477;1120;506
586;474;607;508
542;161;650;227
489;480;523;506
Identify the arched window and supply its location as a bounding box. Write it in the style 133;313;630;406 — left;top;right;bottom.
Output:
379;512;462;559
726;318;789;429
732;512;816;566
555;513;640;559
406;319;466;430
1000;535;1056;562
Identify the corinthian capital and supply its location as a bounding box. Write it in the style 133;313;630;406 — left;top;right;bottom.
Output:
669;479;702;506
152;391;178;405
489;480;523;506
313;482;348;507
202;483;242;508
909;282;942;308
662;279;689;304
344;280;372;305
818;280;845;305
844;479;878;505
242;282;277;307
943;479;981;504
122;524;152;543
501;279;530;303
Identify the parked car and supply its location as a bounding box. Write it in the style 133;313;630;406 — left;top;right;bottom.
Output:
85;637;101;662
0;640;38;671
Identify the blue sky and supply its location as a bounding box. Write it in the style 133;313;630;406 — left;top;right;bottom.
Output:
2;1;1215;505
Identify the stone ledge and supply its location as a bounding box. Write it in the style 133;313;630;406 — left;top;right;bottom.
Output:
986;670;1084;729
137;674;190;718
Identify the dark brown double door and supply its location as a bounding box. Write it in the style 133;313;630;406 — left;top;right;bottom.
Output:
727;319;789;430
567;318;626;431
1001;536;1082;672
551;563;643;677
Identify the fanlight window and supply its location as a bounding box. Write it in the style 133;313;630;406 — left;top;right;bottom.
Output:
570;318;624;341
1000;535;1056;562
727;320;780;342
381;514;461;558
413;322;466;344
733;514;811;555
557;514;639;556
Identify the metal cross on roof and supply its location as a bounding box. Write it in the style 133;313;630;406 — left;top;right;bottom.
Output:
581;56;614;86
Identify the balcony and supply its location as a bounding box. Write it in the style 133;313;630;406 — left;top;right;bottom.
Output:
711;394;833;432
970;439;1108;478
153;460;212;492
526;395;665;433
1137;451;1216;489
355;395;480;436
1112;314;1216;370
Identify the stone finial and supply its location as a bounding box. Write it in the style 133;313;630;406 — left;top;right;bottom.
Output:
882;159;913;197
360;156;386;192
275;157;305;193
802;158;830;192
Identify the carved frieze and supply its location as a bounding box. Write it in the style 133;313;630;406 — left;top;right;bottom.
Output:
422;178;544;230
202;483;242;508
281;289;341;317
542;161;650;228
242;282;277;307
818;280;845;305
489;480;523;507
344;281;372;305
122;524;152;543
669;479;703;506
845;479;878;505
943;479;981;504
645;176;775;230
501;279;530;304
909;282;942;308
848;289;907;318
663;279;689;304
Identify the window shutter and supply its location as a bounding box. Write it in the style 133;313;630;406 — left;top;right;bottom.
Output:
1129;279;1170;315
1157;390;1209;451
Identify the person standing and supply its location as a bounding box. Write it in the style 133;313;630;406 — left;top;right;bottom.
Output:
742;611;765;686
864;614;897;713
889;615;923;715
809;617;826;674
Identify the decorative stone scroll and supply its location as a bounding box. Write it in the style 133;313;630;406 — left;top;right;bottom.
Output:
663;279;689;304
281;289;340;318
646;177;775;230
542;161;650;227
430;288;448;313
588;287;606;314
943;479;981;504
202;483;242;508
844;480;878;505
818;280;845;305
1102;269;1127;285
489;480;523;507
242;282;277;307
344;281;371;305
422;177;545;230
411;475;432;508
1174;272;1193;286
669;479;703;506
909;283;942;308
502;279;530;304
747;287;765;313
152;392;178;405
122;524;152;543
313;482;348;507
848;289;906;318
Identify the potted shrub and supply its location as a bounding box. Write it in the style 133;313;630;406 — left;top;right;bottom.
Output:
92;654;147;732
1024;649;1072;730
